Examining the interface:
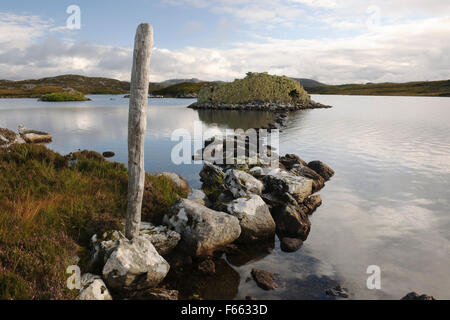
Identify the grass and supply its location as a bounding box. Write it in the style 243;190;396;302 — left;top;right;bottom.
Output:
306;79;450;97
40;92;90;102
0;144;187;299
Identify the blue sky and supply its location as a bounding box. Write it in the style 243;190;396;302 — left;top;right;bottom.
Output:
0;0;449;83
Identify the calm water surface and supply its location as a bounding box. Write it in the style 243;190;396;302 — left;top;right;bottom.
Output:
1;95;449;300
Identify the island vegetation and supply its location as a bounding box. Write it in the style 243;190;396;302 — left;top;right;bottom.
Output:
198;72;311;104
40;91;90;102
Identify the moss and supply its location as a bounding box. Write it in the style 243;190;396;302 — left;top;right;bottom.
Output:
198;72;311;104
0;144;186;299
40;92;89;102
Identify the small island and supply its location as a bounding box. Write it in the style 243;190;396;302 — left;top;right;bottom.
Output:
188;72;331;111
40;91;90;102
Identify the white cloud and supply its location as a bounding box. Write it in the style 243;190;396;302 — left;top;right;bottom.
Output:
1;8;449;84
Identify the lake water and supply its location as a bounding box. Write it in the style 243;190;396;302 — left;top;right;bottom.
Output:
1;95;449;300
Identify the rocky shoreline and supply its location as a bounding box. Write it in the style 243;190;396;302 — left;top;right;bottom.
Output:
0;125;52;148
1;124;437;300
188;100;331;111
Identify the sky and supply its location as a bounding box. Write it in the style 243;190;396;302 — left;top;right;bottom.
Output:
0;0;449;84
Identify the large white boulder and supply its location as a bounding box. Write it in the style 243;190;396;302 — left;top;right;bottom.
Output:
102;235;170;292
163;199;241;256
227;194;276;242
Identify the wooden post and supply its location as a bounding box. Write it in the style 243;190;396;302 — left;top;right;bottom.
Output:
126;23;154;240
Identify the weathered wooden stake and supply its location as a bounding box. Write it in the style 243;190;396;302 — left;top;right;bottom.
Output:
126;23;154;240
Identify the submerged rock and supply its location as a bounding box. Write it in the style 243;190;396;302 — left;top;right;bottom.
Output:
251;269;279;291
102;235;170;292
280;237;303;253
77;273;112;300
227;194;276;243
163;199;241;256
197;257;216;276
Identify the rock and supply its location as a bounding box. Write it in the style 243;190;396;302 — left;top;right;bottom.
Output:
291;165;325;192
307;161;334;181
303;195;322;213
77;273;112;300
280;154;307;170
325;286;349;298
251;269;279;290
139;222;181;255
187;189;207;206
280;237;303;252
226;195;276;242
197;257;216;275
0;128;25;148
88;230;125;273
102;151;115;158
164;249;193;268
245;296;257;300
158;172;190;194
102;235;170;292
249;166;264;178
132;288;179;300
401;292;436;300
199;162;225;187
273;203;311;240
262;170;313;203
18;125;52;144
224;169;264;198
163;199;241;256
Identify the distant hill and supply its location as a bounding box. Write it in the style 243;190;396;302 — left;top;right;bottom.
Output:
291;78;326;87
305;80;450;97
1;74;449;98
154;78;203;88
0;75;131;98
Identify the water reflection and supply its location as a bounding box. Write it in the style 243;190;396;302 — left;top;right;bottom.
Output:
163;258;240;300
197;109;276;130
1;95;449;299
